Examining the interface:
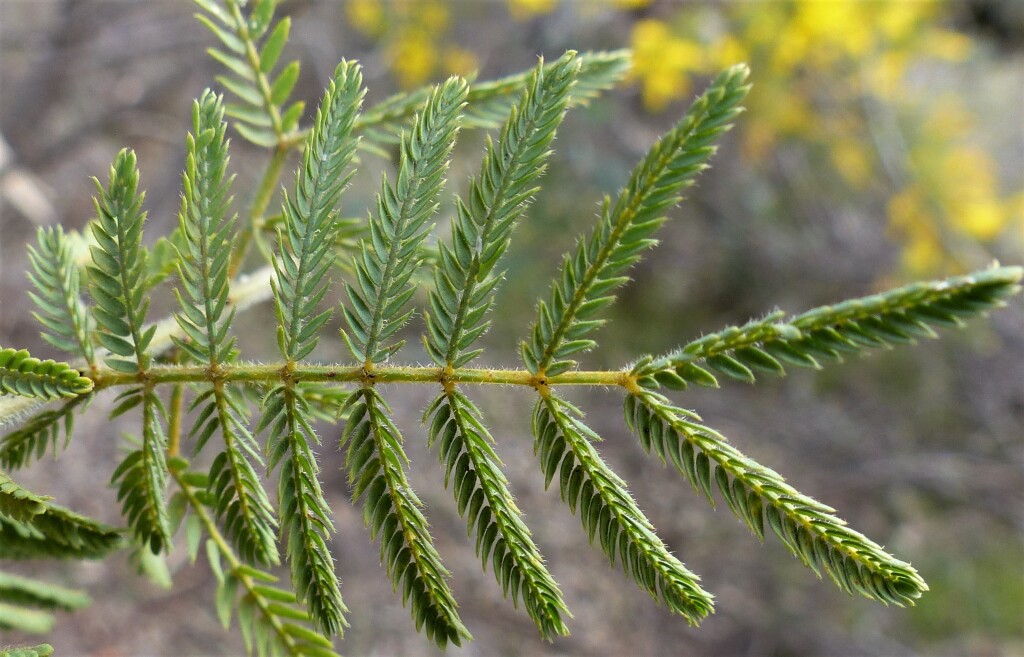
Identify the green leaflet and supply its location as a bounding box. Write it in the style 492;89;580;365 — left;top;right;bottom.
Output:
533;394;714;624
342;388;470;649
0;397;87;470
27;226;95;365
272;60;364;363
172;89;238;368
87;149;154;374
0;348;92;401
634;265;1024;387
259;383;347;636
169;89;278;566
195;0;305;146
0;471;121;560
111;388;172;554
357;49;627;148
425;390;570;640
424;52;580;368
523;64;751;377
262;58;366;631
0;570;90;634
342;76;468;364
626;389;929;606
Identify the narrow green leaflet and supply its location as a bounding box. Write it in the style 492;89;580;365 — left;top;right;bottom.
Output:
87;149;154;374
170;90;278;566
261;59;365;629
0;471;121;560
26;226;95;365
0;397;87;470
194;0;305;146
523;64;751;377
272;60;364;363
342;76;468;364
533;394;714;624
342;388;470;648
424;52;580;368
111;388;172;554
0;348;92;401
633;265;1024;387
425;390;570;640
626;389;929;606
172;467;341;657
0;570;90;633
356;50;627;148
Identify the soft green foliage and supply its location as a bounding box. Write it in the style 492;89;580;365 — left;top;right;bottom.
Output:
0;349;92;401
633;267;1024;387
534;394;714;624
522;64;751;377
0;471;121;560
26;227;95;366
0;1;1021;654
194;0;304;148
0;397;86;470
0;571;89;634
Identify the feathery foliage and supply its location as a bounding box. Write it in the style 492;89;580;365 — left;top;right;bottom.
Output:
26;226;95;366
173;89;279;566
342;388;470;648
425;52;580;368
261;59;365;634
633;267;1024;387
1;5;1021;653
0;471;121;560
626;389;929;605
533;394;714;624
0;645;53;657
194;0;304;148
0;397;87;470
356;50;627;148
342;75;467;364
0;349;92;401
522;64;750;377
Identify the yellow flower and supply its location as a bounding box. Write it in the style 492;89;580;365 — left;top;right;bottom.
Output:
922;29;973;62
347;0;384;37
389;30;438;88
831;139;873;189
508;0;557;20
443;46;478;78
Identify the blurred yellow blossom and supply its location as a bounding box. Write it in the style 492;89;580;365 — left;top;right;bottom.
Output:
508;0;557;20
442;47;478;78
630;20;702;111
389;29;437;88
347;0;385;36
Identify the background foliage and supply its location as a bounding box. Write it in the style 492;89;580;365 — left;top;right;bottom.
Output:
0;1;1021;656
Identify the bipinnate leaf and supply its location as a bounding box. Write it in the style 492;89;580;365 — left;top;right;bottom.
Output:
523;64;751;377
194;0;305;146
0;471;121;560
626;389;929;606
27;226;95;365
0;349;92;401
272;60;364;363
424;52;580;368
342;75;468;364
634;265;1024;388
426;390;570;640
533;394;714;624
87;148;154;374
343;388;470;648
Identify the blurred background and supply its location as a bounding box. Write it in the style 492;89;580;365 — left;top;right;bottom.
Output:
1;1;1022;655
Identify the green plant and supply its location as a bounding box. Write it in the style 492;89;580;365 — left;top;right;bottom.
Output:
1;1;1020;655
